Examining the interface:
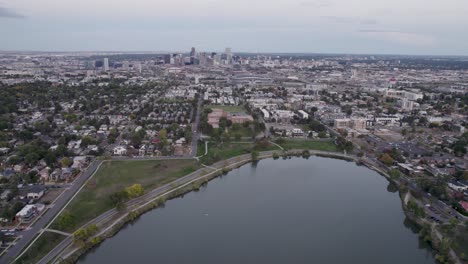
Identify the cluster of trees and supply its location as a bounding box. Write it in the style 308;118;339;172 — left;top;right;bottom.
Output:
73;224;98;245
308;119;326;132
389;169;401;180
335;137;353;153
379;153;394;166
0;201;23;221
379;148;405;166
109;184;145;209
417;177;449;201
406;200;426;218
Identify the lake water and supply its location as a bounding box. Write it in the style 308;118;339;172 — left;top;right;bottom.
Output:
78;157;435;264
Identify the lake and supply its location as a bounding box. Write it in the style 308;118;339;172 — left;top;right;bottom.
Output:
78;157;435;264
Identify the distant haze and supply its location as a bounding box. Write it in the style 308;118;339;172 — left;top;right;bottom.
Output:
1;0;468;55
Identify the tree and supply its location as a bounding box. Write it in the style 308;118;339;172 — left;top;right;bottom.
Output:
318;131;327;138
251;150;259;161
55;144;68;157
125;184;144;199
109;190;129;208
24;153;41;166
389;169;401;180
379;153;394;166
159;129;167;140
55;211;75;230
81;136;96;148
73;228;88;243
401;129;408;136
44;151;57;166
61;157;71;168
336;137;353;153
387;107;398;115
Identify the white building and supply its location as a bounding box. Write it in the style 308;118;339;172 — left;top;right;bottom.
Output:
113;146;127;156
103;58;109;71
16;204;45;223
298;110;309;120
260;109;270;119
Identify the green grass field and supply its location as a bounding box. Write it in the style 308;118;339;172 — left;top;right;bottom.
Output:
276;139;338;152
198;141;279;165
229;125;255;138
206;104;246;113
52;159;199;232
198;142;253;164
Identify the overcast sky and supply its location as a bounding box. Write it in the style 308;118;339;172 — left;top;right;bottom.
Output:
1;0;467;55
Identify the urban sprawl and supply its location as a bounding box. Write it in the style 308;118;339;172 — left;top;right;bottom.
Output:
0;48;467;262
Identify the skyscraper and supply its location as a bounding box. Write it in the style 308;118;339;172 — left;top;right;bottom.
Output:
224;48;233;64
190;47;196;64
103;58;109;71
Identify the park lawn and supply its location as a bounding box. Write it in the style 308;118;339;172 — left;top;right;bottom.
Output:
199;141;279;165
277;139;338;152
199;142;253;165
206;104;246;113
229;125;254;138
53;159;199;232
16;232;66;264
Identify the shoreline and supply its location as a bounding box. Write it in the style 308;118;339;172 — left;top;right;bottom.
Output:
45;150;461;264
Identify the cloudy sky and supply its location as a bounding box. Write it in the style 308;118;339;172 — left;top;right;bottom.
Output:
1;0;467;55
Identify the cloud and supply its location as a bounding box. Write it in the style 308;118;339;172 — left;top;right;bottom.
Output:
0;7;24;18
299;0;332;8
357;29;436;47
323;16;377;25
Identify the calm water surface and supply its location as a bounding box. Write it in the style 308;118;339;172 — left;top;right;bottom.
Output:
79;157;435;264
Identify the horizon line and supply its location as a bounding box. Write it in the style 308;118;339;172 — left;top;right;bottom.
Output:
1;49;468;58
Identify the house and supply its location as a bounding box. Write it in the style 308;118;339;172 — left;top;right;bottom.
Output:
0;169;15;179
61;168;74;179
114;146;127;156
39;167;50;181
72;156;87;169
0;190;11;200
229;113;254;124
298;110;309;119
27;186;45;200
459;201;468;212
0;148;10;155
291;128;304;137
139;145;146;156
13;164;24;173
15;204;45;223
448;180;468;192
175;138;186;145
50;168;62;182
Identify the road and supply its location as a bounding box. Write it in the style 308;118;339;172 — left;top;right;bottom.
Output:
190;92;203;157
0;160;102;264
